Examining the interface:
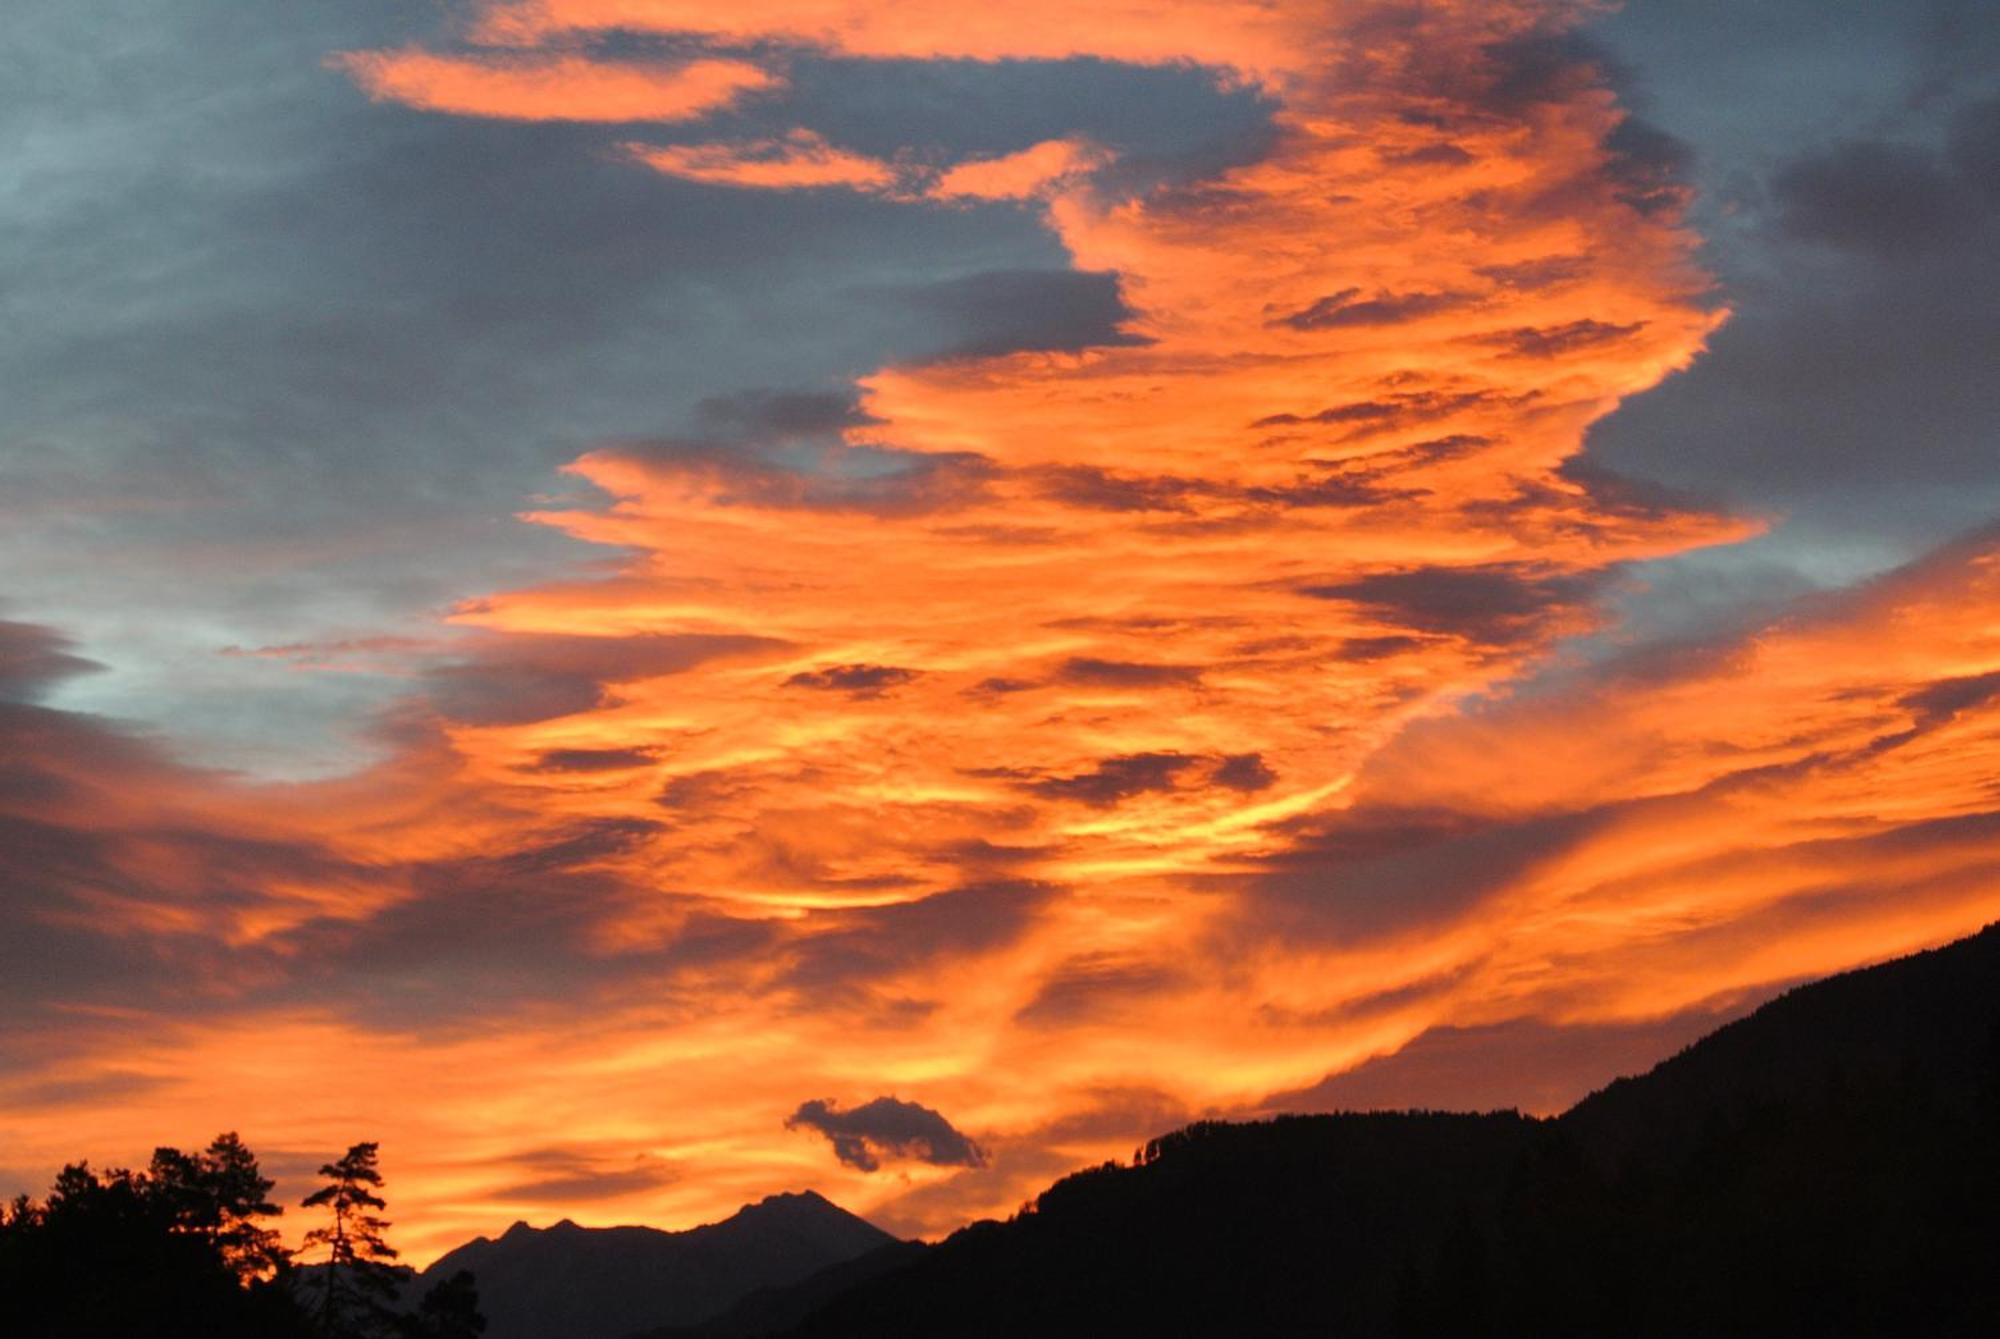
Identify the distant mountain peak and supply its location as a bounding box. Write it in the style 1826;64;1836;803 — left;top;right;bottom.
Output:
739;1189;843;1220
421;1191;897;1339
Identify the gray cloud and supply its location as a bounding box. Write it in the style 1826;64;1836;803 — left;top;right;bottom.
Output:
1582;6;2000;610
0;620;101;702
1300;565;1603;647
882;269;1146;360
1772;138;1978;253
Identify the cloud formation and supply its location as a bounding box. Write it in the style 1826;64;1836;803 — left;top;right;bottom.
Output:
336;50;780;122
5;0;1998;1270
786;1097;987;1172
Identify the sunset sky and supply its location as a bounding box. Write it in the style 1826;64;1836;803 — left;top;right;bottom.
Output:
5;0;1999;1264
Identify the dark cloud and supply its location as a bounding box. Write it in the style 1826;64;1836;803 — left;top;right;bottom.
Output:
1245;806;1606;942
983;749;1279;808
1274;288;1470;331
0;624;789;1037
427;632;781;725
1054;658;1202;688
0;621;102;701
1476;318;1647;359
1476;255;1589;290
263;816;703;1018
1030;465;1203;513
1581;4;2000;570
1213;752;1278;792
1901;670;2000;727
1024;752;1200;806
968;676;1038;696
782;881;1054;998
883;268;1146;360
1601;114;1697;217
1475;26;1624;114
1243;472;1420;509
784;664;922;696
1947;94;2000;196
785;1096;986;1172
1253;389;1526;440
522;746;661;773
691;389;877;441
607;433;997;517
1031;463;1419;514
1588;103;2000;550
1338;634;1430;661
1772;139;1976;254
1013;954;1185;1027
1300;565;1601;646
1379;142;1475;168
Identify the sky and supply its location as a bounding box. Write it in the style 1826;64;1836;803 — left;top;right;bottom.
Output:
3;0;1998;1264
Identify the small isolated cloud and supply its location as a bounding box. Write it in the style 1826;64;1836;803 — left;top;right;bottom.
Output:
335;49;779;122
786;1096;986;1172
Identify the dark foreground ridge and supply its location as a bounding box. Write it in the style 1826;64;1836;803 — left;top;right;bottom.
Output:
691;922;2000;1338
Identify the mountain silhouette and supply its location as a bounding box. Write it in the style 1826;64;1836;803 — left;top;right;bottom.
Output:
632;1240;930;1339
420;1190;894;1339
710;922;2000;1337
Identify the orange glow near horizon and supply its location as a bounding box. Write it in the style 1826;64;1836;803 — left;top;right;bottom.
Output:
5;0;1999;1269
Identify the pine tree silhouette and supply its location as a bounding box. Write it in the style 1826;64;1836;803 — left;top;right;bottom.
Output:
302;1142;403;1337
149;1131;290;1284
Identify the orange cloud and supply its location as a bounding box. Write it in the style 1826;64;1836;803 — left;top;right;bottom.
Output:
930;138;1110;201
465;0;1314;80
334;49;779;122
628;129;899;191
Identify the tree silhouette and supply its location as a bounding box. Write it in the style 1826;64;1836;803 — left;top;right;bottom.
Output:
150;1131;290;1284
0;1137;310;1337
401;1269;487;1339
302;1142;403;1337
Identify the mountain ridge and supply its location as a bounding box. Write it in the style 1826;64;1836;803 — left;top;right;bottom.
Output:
418;1188;896;1339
